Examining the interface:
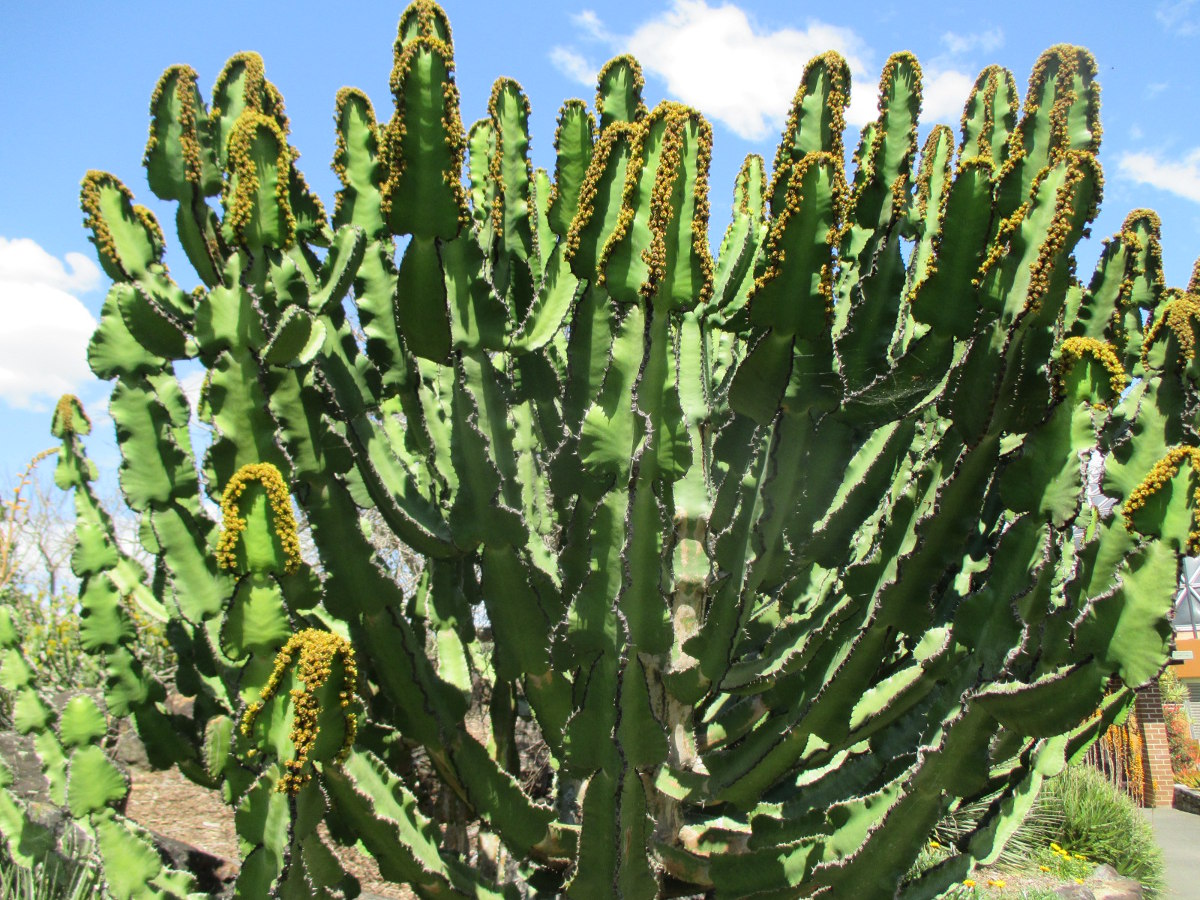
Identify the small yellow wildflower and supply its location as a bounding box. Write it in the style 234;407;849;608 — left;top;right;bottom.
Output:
987;880;1005;888
963;879;976;888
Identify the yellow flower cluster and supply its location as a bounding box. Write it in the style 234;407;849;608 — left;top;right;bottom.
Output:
843;52;922;229
1055;336;1128;408
485;78;535;239
398;0;454;50
379;32;470;234
995;46;1100;190
1022;153;1101;315
958;66;1015;162
211;52;266;126
1142;290;1200;368
771;52;849;182
330;87;381;225
564;122;639;273
239;628;359;794
1111;210;1165;340
594;55;648;125
224;111;296;249
49;396;91;444
752;152;847;323
647;105;714;306
80;171;165;279
144;65;206;189
1121;446;1200;553
593;103;715;306
214;462;301;573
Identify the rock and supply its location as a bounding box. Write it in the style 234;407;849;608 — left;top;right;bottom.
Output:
0;730;52;802
141;826;238;897
1054;886;1096;899
1086;863;1144;899
1089;882;1144;900
113;718;149;768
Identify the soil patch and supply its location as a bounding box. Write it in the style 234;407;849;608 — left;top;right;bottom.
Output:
123;765;415;899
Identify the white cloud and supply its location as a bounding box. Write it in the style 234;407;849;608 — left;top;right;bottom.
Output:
626;2;872;139
553;1;872;141
550;46;597;87
572;10;613;42
1157;0;1199;34
0;237;101;410
0;238;100;295
550;4;1006;141
921;69;976;127
1118;149;1200;203
940;27;1004;57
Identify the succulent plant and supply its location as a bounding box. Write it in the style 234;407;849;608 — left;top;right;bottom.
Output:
1;4;1198;898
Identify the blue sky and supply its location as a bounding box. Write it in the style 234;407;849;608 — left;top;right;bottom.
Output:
1;0;1197;483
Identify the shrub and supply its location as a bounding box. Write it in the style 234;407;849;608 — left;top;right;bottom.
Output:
1159;668;1187;706
1042;764;1165;895
1164;702;1200;783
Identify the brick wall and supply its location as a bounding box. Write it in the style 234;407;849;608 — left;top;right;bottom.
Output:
1134;681;1175;808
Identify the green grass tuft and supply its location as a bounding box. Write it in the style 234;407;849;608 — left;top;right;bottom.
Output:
1041;763;1165;896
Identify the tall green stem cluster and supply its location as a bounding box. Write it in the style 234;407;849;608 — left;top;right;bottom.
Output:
1;5;1197;897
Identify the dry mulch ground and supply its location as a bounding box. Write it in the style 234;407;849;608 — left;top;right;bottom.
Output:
125;766;414;898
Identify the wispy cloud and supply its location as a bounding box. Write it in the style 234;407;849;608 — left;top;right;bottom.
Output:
0;237;101;410
1157;0;1200;35
910;25;1005;127
551;1;873;140
1119;148;1200;203
550;46;596;86
572;10;614;43
941;27;1004;57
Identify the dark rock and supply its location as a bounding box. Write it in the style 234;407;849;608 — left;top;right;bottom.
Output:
113;718;149;768
1173;784;1200;815
0;726;130;815
0;729;53;802
141;826;238;897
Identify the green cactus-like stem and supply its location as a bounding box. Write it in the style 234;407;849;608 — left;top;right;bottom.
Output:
45;9;1200;898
